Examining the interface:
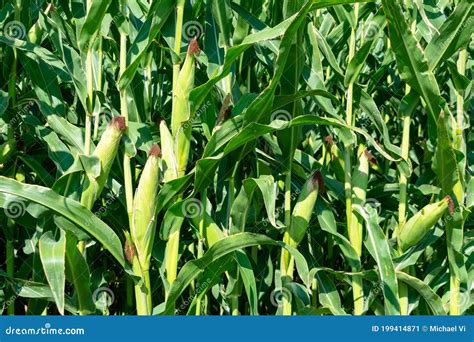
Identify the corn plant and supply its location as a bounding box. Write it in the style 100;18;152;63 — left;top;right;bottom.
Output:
0;0;472;317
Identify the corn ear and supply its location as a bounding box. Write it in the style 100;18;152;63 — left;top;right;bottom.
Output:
281;171;322;270
325;136;345;182
171;38;199;135
131;144;161;269
175;124;192;177
81;117;126;208
172;38;199;177
350;145;369;256
94;117;126;189
398;196;452;251
352;146;369;205
159;120;178;182
288;171;322;247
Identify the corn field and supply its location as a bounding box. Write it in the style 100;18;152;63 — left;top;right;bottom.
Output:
0;0;472;316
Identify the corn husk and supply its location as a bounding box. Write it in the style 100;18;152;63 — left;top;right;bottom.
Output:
131;144;161;269
172;38;199;177
81;117;126;208
398;196;452;251
94;117;126;190
326;136;345;182
349;146;369;256
159;120;178;182
288;171;322;247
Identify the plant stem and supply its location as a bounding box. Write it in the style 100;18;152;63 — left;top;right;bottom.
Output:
398;113;411;228
449;276;460;315
6;221;14;315
120;33;133;224
134;268;152;315
224;46;233;96
398;86;411;316
173;0;185;92
448;49;466;316
196;189;207;315
455;49;466;150
164;0;187;294
118;1;148;315
345;3;362;315
93;37;103;140
281;171;293;315
77;0;95;255
85;0;93;155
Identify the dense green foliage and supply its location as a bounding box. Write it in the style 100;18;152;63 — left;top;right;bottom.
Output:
0;0;472;316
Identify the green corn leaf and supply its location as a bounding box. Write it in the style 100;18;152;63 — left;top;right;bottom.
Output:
426;1;474;71
396;271;446;315
63;231;95;315
163;233;310;314
355;205;400;315
235;250;259;315
381;0;442;142
0;176;127;269
313;270;347;315
212;0;232;47
231;175;279;233
78;0;112;51
39;230;66;315
118;0;174;89
345;13;386;86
